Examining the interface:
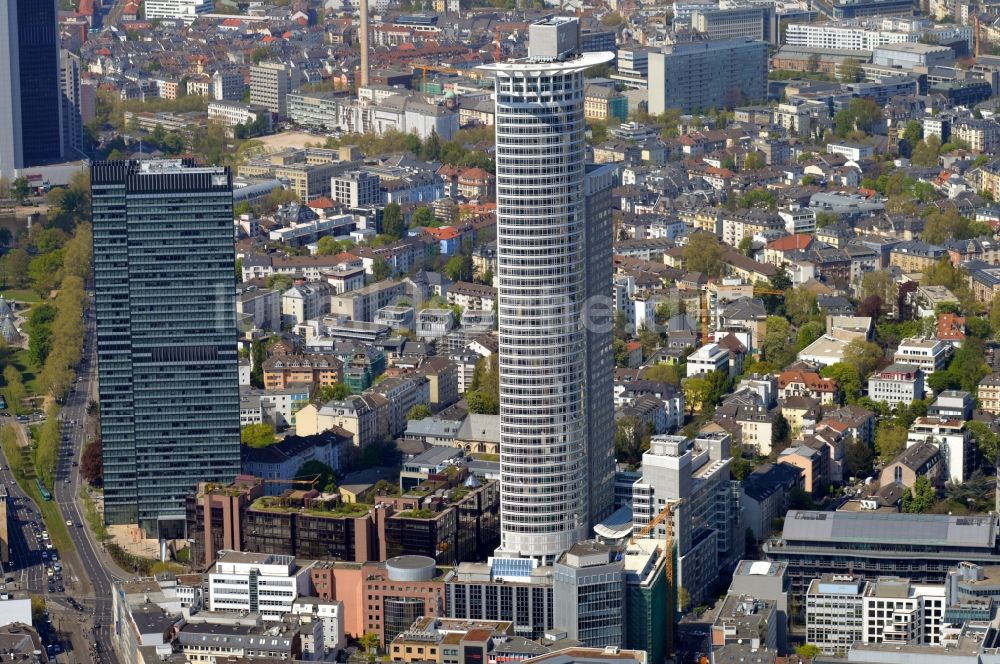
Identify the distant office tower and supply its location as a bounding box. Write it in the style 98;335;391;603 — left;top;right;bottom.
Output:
60;50;85;155
480;18;615;564
0;0;63;178
91;160;241;538
648;38;768;114
690;6;778;44
251;62;300;117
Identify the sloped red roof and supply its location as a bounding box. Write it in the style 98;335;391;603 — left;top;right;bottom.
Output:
767;234;814;252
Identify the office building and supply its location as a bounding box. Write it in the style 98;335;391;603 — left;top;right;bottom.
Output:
806;574;868;654
207;551;309;621
713;595;779;650
479;18;616;563
60;49;84;155
763;510;1000;620
143;0;213;20
212;69;245;101
623;541;669;664
893;337;952;374
648;38;767;114
868;363;924;405
332;171;381;207
0;0;63;178
552;541;625;647
863;577;946;645
251;62;300;117
631;433;740;607
691;6;777;44
92;160;241;536
444;558;555;639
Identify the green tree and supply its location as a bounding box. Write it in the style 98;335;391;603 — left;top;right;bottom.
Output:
744;152;765;170
406;404;432;421
316;382;351;403
444;254;474;282
815;211;838;228
875;422;907;461
466;390;499;414
250;339;266;388
784;287;819;327
839;58;862;82
821;362;861;403
26;303;57;367
642;363;682;386
910;134;942;167
359;632;380;661
2;365;25;416
901;475;936;513
796;644;822;660
241;423;276;448
902;120;923;145
0;249;29;288
845;440;875;478
682;375;712;415
761;316;794;367
381;203;404;240
10;177;30;204
316;236;340;255
371;257;392;281
682;232;725;278
295;459;337;492
842;339;883;378
410;206;436;228
968;420;999;466
738;236;755;257
796;320;825;351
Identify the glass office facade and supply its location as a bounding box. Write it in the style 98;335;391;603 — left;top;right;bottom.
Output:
92;160;241;537
17;0;62;163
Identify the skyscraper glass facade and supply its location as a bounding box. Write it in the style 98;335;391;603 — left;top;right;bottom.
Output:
17;0;61;164
91;159;241;537
481;38;615;564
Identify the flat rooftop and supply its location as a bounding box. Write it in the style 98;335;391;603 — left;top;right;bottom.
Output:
781;510;996;549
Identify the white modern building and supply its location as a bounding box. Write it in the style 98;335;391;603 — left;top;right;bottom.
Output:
868;363;924;406
143;0;213;21
806;574;868;655
808;575;947;649
686;343;732;378
906;417;972;484
207;101;271;131
784;18;972;51
894;337;952;374
331;171;381;207
291;597;346;658
479;17;617;564
207;551;312;621
862;577;946;645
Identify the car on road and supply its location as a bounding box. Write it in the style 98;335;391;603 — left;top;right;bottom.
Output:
65;520;72;527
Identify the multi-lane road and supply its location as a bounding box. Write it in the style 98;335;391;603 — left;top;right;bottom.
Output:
1;295;123;663
52;297;124;663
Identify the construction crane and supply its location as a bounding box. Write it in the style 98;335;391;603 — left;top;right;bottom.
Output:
261;476;322;490
753;287;787;297
630;499;682;657
411;63;462;91
977;14;982;59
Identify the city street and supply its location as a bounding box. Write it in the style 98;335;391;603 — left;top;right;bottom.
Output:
51;298;123;663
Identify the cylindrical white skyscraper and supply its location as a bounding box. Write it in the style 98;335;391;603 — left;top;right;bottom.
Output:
481;19;615;564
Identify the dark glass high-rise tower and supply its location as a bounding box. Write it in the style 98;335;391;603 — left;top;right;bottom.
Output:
91;160;241;538
0;0;62;177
